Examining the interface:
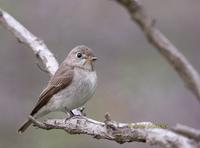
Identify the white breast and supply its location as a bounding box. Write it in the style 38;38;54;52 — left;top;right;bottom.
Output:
48;68;97;112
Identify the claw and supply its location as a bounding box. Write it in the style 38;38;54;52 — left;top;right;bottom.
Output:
65;110;75;123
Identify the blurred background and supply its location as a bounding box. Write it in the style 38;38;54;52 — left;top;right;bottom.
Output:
0;0;200;148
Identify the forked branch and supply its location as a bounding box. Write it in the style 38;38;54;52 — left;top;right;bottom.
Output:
28;115;198;148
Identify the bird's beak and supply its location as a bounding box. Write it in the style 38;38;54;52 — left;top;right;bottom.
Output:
84;56;97;66
91;56;97;61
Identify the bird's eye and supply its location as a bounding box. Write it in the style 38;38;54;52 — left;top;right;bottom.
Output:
76;52;82;58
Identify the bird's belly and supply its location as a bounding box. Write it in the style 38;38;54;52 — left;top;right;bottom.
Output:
49;71;97;111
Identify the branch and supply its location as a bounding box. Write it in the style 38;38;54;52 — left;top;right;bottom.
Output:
0;7;83;123
115;0;200;103
0;9;58;76
28;114;198;148
0;7;199;148
173;124;200;142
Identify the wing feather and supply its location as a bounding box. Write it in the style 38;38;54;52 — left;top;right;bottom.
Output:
30;64;74;116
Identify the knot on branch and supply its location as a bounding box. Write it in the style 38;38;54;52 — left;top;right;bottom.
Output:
104;113;118;131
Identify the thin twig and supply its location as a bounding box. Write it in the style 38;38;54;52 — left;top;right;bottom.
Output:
28;116;50;130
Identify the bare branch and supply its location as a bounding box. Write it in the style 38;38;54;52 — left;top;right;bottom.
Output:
115;0;200;103
28;115;198;148
173;124;200;142
0;9;59;76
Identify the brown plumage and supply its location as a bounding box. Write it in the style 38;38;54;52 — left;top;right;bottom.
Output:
18;64;74;133
18;45;97;133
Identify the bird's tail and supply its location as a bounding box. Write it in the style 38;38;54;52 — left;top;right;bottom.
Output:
18;119;32;134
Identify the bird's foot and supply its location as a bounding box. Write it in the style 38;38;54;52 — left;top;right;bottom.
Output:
78;107;86;116
64;107;87;123
64;110;77;123
71;107;86;116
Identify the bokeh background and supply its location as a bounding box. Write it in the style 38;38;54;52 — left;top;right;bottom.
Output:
0;0;200;148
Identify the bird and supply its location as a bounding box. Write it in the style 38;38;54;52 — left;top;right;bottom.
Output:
18;45;97;133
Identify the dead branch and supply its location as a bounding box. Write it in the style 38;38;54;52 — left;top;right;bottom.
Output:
28;115;198;148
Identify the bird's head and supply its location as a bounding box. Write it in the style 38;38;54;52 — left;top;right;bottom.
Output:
65;45;97;71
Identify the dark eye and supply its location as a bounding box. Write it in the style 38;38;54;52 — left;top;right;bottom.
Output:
77;52;82;58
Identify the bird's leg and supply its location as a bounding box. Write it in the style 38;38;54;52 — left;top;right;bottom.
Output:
64;107;75;123
69;110;75;117
77;106;86;116
64;107;87;123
